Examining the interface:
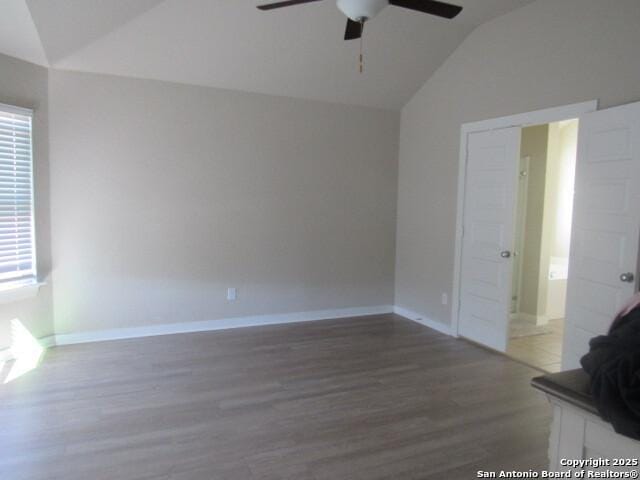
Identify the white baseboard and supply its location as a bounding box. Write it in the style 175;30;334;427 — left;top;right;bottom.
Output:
40;336;56;349
49;305;395;346
513;312;549;326
31;304;458;349
392;306;453;336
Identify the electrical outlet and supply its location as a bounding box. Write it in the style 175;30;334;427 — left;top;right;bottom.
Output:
441;293;448;305
227;287;237;301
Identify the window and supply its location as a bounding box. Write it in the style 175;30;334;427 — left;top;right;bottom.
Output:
0;103;36;285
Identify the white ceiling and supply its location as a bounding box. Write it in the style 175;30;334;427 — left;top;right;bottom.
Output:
0;0;47;66
3;0;534;109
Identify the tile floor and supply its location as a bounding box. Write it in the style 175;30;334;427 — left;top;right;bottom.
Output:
507;318;564;373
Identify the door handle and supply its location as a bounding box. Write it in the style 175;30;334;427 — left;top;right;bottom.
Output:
500;251;511;258
620;272;635;283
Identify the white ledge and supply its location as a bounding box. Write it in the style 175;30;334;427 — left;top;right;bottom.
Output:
0;280;44;304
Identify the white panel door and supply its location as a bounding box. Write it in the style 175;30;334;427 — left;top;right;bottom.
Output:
459;127;521;351
563;102;640;369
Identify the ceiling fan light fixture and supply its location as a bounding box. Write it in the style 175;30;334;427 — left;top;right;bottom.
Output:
336;0;388;22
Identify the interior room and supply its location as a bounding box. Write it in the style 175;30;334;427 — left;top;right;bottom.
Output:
1;0;640;478
506;120;579;373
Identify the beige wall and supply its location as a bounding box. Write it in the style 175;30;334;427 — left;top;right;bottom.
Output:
544;121;578;262
518;125;548;318
542;120;578;320
49;70;399;334
0;53;53;349
516;121;578;321
395;0;640;328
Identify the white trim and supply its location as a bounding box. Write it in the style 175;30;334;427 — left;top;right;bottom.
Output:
0;104;38;286
0;347;11;363
0;280;43;304
510;312;550;326
451;100;599;341
393;306;452;336
37;304;461;349
459;101;598;134
28;111;38;285
0;102;33;116
49;305;394;346
517;312;550;326
39;335;56;349
513;155;531;316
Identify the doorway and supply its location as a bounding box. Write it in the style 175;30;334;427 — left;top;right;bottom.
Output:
452;101;597;363
454;100;640;372
506;120;579;373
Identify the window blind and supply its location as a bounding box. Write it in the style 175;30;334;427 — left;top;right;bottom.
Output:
0;104;35;283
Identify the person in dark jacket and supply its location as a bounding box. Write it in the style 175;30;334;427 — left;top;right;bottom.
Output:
581;292;640;440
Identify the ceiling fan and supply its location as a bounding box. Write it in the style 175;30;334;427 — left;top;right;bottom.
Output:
256;0;463;41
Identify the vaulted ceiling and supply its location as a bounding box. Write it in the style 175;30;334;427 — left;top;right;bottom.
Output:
2;0;534;109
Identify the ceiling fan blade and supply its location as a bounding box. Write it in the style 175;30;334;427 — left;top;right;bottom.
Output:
344;18;363;41
389;0;462;19
257;0;322;11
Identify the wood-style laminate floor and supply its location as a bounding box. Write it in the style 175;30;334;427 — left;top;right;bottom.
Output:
0;314;551;480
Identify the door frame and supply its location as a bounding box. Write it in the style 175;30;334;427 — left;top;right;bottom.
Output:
512;154;531;317
451;100;599;344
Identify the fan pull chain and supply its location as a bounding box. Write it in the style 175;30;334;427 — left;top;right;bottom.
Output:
359;20;364;73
